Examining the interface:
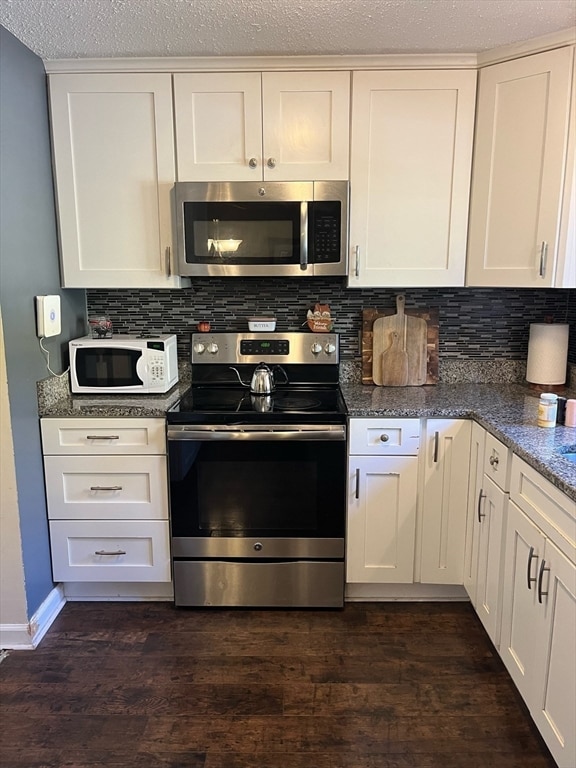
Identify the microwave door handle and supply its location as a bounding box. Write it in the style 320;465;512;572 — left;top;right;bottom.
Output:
300;202;308;271
135;354;147;385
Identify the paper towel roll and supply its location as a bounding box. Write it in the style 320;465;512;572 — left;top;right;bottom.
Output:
526;323;569;385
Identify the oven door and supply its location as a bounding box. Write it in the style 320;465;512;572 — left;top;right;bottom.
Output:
167;424;346;560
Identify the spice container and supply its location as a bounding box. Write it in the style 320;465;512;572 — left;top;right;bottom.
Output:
537;393;558;428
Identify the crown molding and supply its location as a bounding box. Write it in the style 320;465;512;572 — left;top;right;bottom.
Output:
44;52;478;74
477;27;576;67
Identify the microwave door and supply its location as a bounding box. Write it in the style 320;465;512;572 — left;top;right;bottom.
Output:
75;347;143;389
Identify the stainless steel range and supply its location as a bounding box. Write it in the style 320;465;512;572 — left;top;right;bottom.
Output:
167;332;347;608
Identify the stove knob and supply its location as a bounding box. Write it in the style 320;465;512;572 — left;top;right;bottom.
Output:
193;342;205;354
324;342;336;355
207;342;219;354
311;342;322;355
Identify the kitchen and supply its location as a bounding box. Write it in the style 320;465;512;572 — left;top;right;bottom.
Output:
1;0;575;765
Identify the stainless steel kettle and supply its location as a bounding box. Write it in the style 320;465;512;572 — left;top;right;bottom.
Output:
249;363;275;394
229;362;288;395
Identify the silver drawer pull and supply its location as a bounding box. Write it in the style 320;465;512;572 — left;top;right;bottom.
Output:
489;454;499;467
90;485;122;491
379;434;389;443
86;435;120;440
95;549;126;556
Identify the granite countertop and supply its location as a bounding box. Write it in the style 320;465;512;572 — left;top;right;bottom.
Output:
341;382;576;502
38;377;576;502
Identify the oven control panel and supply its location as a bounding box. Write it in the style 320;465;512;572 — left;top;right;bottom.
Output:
240;339;289;356
191;332;339;364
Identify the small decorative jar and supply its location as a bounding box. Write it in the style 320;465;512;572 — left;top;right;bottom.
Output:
537;393;558;428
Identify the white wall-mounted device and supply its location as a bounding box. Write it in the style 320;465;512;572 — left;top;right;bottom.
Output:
36;295;61;338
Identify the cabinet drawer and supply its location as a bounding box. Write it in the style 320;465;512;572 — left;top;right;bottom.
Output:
44;455;168;520
483;433;511;490
510;455;576;556
349;418;420;455
49;520;171;582
41;418;166;455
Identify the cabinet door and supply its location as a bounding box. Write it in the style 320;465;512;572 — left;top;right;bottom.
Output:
347;455;418;583
173;72;263;181
467;46;574;287
464;423;486;603
49;74;183;288
420;419;472;584
532;538;576;768
261;71;350;180
500;501;546;700
348;70;476;287
475;475;507;645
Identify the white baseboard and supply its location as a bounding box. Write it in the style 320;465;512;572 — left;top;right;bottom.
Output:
345;583;469;601
0;584;66;650
63;581;174;601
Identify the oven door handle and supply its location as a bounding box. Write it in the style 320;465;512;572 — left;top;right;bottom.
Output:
167;425;346;441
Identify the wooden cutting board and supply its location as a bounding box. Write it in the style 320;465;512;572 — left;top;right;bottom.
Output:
362;303;439;386
372;295;428;386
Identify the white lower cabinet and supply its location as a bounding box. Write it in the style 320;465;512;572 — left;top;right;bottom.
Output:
41;418;171;588
347;419;420;583
500;456;576;768
419;419;472;584
465;429;511;646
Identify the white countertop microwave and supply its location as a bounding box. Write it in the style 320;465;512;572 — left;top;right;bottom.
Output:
69;334;178;394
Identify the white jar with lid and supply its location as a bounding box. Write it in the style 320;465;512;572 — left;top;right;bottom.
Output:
537;393;558;428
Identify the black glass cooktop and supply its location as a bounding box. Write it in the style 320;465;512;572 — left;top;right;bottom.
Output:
167;385;347;424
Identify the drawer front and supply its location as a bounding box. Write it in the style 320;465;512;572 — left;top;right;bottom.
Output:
483;433;511;491
349;418;421;456
510;455;576;556
41;418;166;455
44;455;168;520
49;520;171;582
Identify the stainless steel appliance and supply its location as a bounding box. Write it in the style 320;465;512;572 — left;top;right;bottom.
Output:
173;181;348;277
167;331;347;608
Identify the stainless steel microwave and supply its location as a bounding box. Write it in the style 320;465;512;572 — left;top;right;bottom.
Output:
173;181;348;277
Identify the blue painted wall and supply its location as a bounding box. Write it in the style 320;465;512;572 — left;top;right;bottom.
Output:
0;26;86;617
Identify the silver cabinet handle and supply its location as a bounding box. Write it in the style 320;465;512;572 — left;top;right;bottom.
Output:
95;549;126;556
489;454;499;467
379;434;390;443
354;245;360;277
165;245;171;277
537;559;550;604
477;489;486;522
86;435;119;440
90;485;122;491
355;468;360;500
433;431;440;463
527;546;538;590
248;157;258;168
267;157;276;169
539;241;548;278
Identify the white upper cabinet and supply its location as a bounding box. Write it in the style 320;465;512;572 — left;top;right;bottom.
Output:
348;70;476;287
173;71;350;181
466;46;575;288
49;73;186;288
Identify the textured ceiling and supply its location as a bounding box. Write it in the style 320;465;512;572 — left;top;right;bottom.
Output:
0;0;575;60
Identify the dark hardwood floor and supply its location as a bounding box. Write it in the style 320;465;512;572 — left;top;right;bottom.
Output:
0;601;557;768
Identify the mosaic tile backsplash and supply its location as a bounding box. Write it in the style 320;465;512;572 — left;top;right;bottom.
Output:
87;281;575;367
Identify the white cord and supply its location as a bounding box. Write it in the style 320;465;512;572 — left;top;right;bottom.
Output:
39;337;69;378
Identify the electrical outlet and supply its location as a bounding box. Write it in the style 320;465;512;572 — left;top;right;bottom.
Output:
36;295;61;338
